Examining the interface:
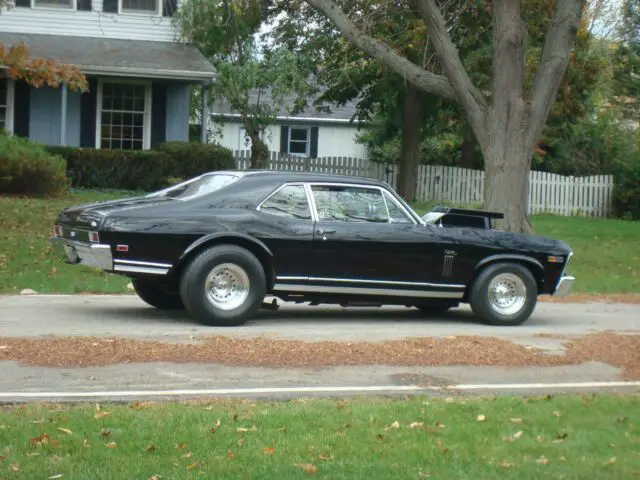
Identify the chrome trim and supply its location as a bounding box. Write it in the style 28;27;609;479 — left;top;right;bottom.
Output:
113;259;173;268
275;276;465;290
113;265;169;275
49;237;112;270
304;182;320;222
554;275;575;297
273;283;464;299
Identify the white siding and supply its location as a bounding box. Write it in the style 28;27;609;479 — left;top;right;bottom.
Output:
211;120;367;159
1;1;181;42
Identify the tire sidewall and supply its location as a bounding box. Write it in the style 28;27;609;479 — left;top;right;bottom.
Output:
180;245;266;326
470;263;537;326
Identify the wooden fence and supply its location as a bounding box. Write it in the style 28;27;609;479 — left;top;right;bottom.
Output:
233;150;615;217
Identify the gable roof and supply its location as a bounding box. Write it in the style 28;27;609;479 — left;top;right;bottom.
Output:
209;89;361;124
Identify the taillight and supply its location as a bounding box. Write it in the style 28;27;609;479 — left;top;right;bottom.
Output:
89;231;100;243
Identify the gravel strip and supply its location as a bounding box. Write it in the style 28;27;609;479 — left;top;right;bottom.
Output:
0;332;638;379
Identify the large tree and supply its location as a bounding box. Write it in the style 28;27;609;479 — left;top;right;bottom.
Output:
303;0;587;232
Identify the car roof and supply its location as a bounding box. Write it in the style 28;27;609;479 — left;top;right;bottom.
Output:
212;169;391;188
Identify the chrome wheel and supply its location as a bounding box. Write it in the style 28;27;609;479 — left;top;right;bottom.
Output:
204;263;250;311
488;273;527;316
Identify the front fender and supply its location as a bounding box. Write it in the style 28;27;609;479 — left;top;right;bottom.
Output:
475;254;544;274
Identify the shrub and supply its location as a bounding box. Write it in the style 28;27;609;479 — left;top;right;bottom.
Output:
46;146;174;191
155;141;236;179
0;133;68;196
612;152;640;221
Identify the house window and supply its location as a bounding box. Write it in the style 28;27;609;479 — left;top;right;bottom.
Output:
0;78;14;134
287;127;310;156
97;81;150;150
121;0;158;13
32;0;74;8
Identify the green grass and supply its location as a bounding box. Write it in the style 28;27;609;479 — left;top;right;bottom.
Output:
0;190;638;294
0;395;637;479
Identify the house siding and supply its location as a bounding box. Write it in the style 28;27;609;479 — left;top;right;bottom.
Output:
3;0;181;42
166;83;191;141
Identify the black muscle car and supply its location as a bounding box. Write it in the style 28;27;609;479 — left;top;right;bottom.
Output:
50;170;575;327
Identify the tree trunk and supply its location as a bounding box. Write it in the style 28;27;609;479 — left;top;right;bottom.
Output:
396;84;425;202
246;126;269;169
459;128;478;169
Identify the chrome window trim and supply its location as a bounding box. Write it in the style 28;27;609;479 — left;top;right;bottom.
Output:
382;190;414;225
276;276;465;290
306;182;419;225
255;182;314;222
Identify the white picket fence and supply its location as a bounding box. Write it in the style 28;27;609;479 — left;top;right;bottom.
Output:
233;150;615;217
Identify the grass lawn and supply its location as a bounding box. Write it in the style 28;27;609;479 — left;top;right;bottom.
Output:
0;190;638;294
0;395;638;479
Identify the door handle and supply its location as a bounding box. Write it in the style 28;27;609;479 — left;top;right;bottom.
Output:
317;228;336;235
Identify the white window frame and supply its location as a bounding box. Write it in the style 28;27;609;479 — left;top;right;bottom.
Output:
95;78;152;150
118;0;162;16
31;0;76;10
287;126;311;157
0;77;15;135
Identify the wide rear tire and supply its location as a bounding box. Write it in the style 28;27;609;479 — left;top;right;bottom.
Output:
469;262;538;326
132;277;184;310
179;245;266;327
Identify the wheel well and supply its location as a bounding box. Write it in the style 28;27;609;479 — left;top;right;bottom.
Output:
468;259;544;299
170;238;275;289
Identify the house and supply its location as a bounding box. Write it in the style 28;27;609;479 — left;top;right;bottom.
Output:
208;90;368;159
0;0;215;149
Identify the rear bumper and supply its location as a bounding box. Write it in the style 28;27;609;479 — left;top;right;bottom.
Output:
49;236;113;271
553;275;575;297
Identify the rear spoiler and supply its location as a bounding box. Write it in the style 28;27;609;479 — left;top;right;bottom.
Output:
422;206;504;229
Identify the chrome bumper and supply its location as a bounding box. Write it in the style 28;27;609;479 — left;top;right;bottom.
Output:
49;236;113;271
554;275;575;297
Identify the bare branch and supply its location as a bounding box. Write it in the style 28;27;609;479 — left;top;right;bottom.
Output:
527;0;587;148
413;0;488;136
304;0;457;102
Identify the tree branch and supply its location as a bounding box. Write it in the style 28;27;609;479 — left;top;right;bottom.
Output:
413;0;488;135
527;0;587;148
304;0;457;102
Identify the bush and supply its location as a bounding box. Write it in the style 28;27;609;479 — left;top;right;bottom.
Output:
155;141;235;179
0;133;68;196
46;146;175;191
612;152;640;220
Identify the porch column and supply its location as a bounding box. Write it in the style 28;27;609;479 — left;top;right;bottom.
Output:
60;83;68;146
200;85;208;144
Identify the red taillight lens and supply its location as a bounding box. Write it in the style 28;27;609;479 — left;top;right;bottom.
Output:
89;231;100;243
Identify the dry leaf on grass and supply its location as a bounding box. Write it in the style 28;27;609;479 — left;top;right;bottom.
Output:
237;425;257;433
144;445;156;453
277;426;287;432
385;421;400;430
94;412;111;420
553;411;562;417
56;428;72;435
148;476;161;480
174;443;188;450
295;463;317;474
499;460;514;468
186;463;200;471
10;464;20;472
48;475;62;479
537;456;549;465
105;442;117;449
477;415;486;422
226;449;235;459
263;447;276;456
181;452;193;459
318;454;332;461
604;457;617;466
510;418;523;424
31;418;45;424
100;429;110;438
409;422;424;429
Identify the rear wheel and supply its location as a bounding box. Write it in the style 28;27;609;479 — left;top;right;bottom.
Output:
469;263;538;326
179;245;266;327
132;277;184;310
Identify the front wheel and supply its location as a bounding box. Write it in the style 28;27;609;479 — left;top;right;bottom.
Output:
179;245;266;327
469;263;538;326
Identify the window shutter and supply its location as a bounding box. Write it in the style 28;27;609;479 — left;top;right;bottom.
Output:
163;0;178;16
310;126;319;158
103;0;118;13
80;78;98;148
77;0;92;10
151;83;167;148
14;0;30;7
13;81;30;138
280;126;289;153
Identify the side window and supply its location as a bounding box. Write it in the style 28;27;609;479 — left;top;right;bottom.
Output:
259;185;312;220
311;185;389;223
383;191;413;224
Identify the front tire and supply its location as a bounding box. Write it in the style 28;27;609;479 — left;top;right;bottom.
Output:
179;245;266;327
132;277;184;310
469;263;537;326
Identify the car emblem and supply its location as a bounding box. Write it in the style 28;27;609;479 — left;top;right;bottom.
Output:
70;231;76;238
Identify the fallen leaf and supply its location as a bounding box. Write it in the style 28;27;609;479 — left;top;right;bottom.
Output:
94;411;111;420
295;463;317;474
48;475;63;479
560;456;566;462
376;434;384;441
604;457;617;466
409;422;424;429
436;421;446;429
510;418;523;423
477;414;486;422
499;460;514;468
148;476;161;480
26;453;40;457
553;432;568;444
105;442;117;449
513;431;524;439
100;429;110;438
0;345;8;350
10;463;20;472
31;418;45;424
277;426;287;432
536;435;544;442
186;463;200;471
319;454;332;461
50;455;61;463
385;421;400;430
181;452;193;459
0;455;5;460
537;456;549;465
144;445;156;453
130;402;146;410
553;411;561;417
227;449;235;459
237;438;244;448
437;439;449;454
237;425;257;433
175;443;188;450
263;447;276;456
215;419;221;428
57;428;72;435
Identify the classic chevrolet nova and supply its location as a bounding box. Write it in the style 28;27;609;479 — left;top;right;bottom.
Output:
50;170;574;326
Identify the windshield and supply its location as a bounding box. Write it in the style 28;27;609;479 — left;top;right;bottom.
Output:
147;173;241;201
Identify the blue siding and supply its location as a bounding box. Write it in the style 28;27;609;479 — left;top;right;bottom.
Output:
165;83;191;142
29;87;81;147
